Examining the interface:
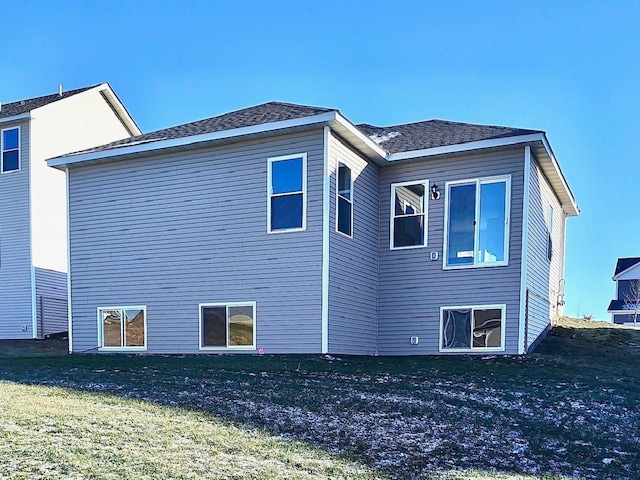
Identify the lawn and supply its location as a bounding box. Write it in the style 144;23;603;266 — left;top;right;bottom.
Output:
0;318;638;479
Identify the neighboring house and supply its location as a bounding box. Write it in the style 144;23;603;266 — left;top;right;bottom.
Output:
607;257;640;327
0;84;140;339
48;101;579;355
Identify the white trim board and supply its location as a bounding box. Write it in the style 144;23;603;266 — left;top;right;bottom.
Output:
518;146;532;354
321;127;331;354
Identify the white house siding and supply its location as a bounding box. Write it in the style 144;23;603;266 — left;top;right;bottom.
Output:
327;134;379;355
377;148;525;355
0;120;33;339
68;130;325;354
525;155;565;350
29;87;134;274
35;268;68;337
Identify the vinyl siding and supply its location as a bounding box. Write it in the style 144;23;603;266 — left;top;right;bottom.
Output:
69;130;325;354
378;148;525;355
327;133;378;355
525;155;565;349
0;120;33;339
35;267;68;337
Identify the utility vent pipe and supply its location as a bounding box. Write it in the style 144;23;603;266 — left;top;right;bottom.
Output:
58;84;63;96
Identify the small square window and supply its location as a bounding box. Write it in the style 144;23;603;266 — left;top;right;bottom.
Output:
440;305;505;352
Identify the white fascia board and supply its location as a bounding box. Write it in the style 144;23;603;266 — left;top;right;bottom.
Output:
333;112;388;159
539;134;579;216
613;262;640;281
92;83;142;136
48;110;340;169
0;112;30;124
518;146;532;355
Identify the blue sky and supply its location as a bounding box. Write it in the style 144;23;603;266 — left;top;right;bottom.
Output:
2;1;638;320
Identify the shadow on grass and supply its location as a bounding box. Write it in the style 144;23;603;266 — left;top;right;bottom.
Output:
0;319;639;479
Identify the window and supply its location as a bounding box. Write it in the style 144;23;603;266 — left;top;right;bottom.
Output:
547;206;554;261
1;127;20;173
200;302;256;349
440;305;506;352
336;162;353;237
444;176;510;268
390;180;428;249
267;154;307;232
98;306;146;350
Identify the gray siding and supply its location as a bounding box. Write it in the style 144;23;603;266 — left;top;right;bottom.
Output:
327;134;379;355
69;130;325;354
0;120;33;339
378;148;525;355
525;155;565;350
35;267;68;337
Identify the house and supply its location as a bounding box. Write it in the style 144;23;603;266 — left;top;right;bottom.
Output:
607;257;640;327
47;101;578;355
0;84;140;339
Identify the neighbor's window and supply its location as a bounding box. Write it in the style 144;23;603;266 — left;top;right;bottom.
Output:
200;302;256;349
267;153;307;232
445;176;510;267
98;306;146;350
391;180;428;249
1;127;20;173
440;305;505;352
336;162;353;236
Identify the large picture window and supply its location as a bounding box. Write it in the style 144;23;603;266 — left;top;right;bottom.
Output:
98;306;147;350
440;305;505;352
267;154;307;233
444;176;510;268
200;302;256;350
336;162;353;237
1;127;20;173
391;180;428;249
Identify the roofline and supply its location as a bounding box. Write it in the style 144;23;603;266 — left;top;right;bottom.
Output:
613;261;640;281
48;110;386;168
91;83;142;136
0;112;30;124
387;132;579;217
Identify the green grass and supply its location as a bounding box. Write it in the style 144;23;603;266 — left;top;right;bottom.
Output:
0;318;638;479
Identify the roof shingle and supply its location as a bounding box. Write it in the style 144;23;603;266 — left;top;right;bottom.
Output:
614;257;640;276
0;85;100;118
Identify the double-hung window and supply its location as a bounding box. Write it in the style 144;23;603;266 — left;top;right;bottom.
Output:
1;127;20;173
440;305;506;352
98;306;147;350
336;162;353;237
199;302;256;350
267;154;307;233
444;176;510;268
390;180;428;249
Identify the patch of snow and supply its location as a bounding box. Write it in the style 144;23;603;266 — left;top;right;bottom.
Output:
368;131;401;144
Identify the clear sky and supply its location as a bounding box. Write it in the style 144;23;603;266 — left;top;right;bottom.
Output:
2;1;638;320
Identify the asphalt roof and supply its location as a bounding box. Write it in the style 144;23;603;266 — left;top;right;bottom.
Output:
357;120;541;154
0;85;100;119
76;102;337;154
614;257;640;276
64;101;541;157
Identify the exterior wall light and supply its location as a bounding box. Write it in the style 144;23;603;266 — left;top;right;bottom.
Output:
431;183;440;200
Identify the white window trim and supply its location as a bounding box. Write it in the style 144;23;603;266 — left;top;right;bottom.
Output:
97;305;148;352
267;153;307;234
439;304;507;353
198;301;257;351
443;175;511;269
1;126;21;174
390;179;429;250
335;160;353;238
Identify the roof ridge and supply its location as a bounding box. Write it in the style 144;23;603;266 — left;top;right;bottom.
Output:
359;118;542;132
2;83;103;106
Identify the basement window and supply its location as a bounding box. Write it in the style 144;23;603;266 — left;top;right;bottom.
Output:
440;305;505;352
200;302;256;350
98;306;147;351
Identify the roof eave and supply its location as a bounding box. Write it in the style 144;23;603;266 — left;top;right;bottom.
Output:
93;83;142;136
0;112;30;124
387;133;579;217
48;110;387;169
